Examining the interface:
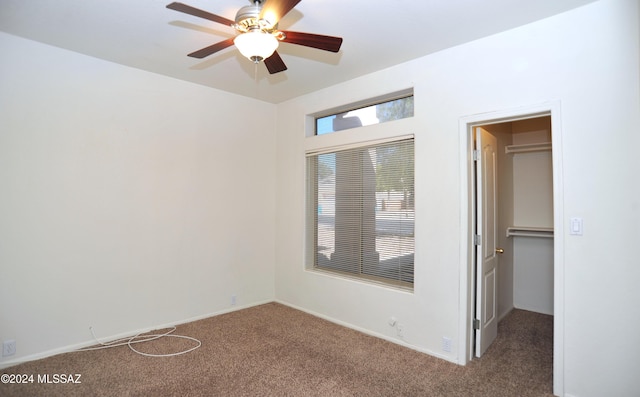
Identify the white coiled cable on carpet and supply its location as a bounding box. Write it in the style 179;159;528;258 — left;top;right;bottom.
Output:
78;326;201;357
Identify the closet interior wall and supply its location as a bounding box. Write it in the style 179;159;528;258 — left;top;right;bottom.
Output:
483;116;554;320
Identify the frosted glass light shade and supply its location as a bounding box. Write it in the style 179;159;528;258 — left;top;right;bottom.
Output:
234;31;279;62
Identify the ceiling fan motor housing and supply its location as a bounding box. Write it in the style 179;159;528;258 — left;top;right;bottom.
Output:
235;3;273;32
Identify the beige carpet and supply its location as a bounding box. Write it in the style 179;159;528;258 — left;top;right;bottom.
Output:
0;303;554;396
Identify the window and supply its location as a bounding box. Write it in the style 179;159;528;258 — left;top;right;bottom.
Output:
316;95;414;135
306;138;415;288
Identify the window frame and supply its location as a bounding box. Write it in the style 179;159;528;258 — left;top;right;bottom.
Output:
305;135;415;291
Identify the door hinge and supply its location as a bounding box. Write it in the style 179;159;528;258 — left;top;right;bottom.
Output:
474;234;482;245
473;319;480;330
473;150;480;161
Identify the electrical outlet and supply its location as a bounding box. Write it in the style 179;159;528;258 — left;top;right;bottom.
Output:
396;323;404;338
442;337;452;352
3;340;16;357
231;295;237;305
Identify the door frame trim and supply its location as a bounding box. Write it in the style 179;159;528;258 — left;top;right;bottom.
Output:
457;101;564;396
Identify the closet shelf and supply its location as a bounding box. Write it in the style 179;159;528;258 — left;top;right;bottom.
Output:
506;226;554;238
505;142;552;154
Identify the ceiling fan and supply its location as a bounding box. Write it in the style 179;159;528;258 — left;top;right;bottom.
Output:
166;0;343;74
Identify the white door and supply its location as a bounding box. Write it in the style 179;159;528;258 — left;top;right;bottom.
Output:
475;127;499;357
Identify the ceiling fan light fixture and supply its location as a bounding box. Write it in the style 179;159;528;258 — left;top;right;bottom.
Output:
234;30;279;63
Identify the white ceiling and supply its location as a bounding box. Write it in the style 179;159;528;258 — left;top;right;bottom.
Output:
0;0;596;103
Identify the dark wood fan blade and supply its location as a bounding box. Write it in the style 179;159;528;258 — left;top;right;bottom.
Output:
264;51;288;74
259;0;301;26
280;31;343;52
167;2;235;27
188;37;235;58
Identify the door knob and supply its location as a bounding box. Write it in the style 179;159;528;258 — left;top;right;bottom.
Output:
495;248;504;254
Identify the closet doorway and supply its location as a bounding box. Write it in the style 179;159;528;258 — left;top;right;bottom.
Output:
460;102;565;395
473;115;554;356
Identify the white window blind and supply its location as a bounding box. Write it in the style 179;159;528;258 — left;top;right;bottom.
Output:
307;138;414;288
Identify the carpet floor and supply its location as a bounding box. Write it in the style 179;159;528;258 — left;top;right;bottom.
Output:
0;303;554;396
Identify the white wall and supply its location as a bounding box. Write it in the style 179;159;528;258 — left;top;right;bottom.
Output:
0;32;277;366
275;1;640;396
511;119;554;315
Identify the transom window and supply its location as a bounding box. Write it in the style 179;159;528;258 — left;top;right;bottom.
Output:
315;95;414;135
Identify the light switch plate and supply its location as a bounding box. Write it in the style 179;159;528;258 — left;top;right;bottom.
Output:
570;217;583;235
